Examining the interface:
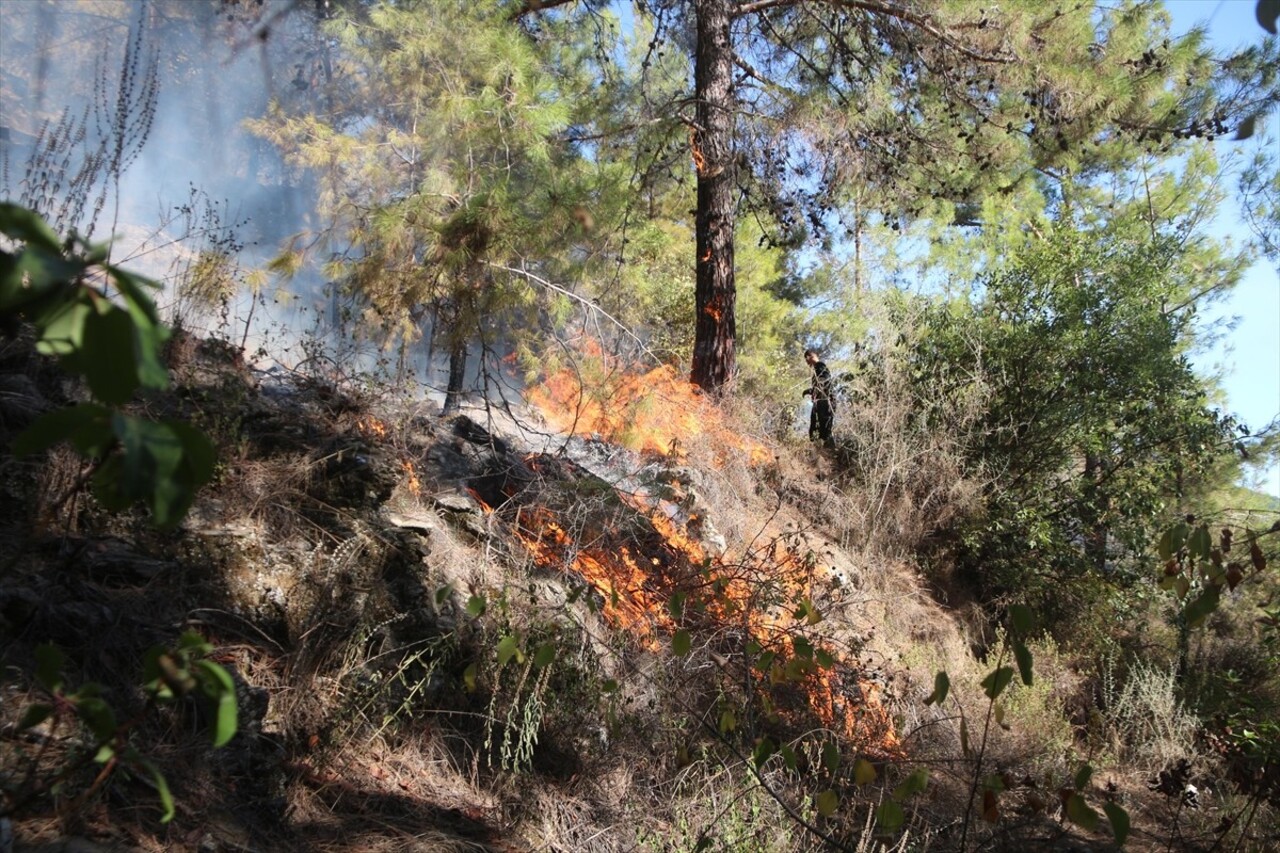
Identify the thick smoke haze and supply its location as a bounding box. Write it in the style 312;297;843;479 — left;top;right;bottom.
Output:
0;0;483;399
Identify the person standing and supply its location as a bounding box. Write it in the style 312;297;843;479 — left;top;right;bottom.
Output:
805;348;835;446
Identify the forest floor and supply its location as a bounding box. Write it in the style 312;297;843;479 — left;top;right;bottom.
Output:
1;330;1264;852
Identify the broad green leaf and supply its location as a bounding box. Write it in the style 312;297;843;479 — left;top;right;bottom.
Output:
667;591;686;620
1183;585;1221;628
875;799;905;833
463;663;478;692
672;629;691;656
77;696;118;743
496;634;522;667
0;202;63;252
34;643;65;693
1008;603;1034;635
924;671;950;706
81;306;141;404
893;767;929;799
815;647;835;668
600;678;618;693
36;300;91;357
466;594;487;617
981;666;1015;700
1013;640;1033;687
1187;525;1211;561
778;745;798;770
13;404;113;458
1065;794;1099;831
854;758;877;785
1104;801;1130;846
791;636;813;658
1074;764;1093;790
815;788;838;817
18;703;53;730
533;642;556;668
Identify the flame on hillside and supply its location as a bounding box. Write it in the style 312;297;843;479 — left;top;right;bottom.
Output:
489;353;900;752
357;415;388;438
526;344;770;465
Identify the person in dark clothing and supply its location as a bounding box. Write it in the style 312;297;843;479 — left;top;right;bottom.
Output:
805;348;835;446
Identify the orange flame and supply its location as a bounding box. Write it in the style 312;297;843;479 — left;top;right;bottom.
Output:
527;344;769;465
357;415;388;438
401;460;421;497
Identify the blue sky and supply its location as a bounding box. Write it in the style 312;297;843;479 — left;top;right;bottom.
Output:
1166;0;1280;498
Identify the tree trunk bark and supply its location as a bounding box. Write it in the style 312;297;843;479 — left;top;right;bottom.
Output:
689;0;736;393
443;334;467;415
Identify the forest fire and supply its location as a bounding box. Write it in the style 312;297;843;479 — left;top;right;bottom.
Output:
357;414;388;438
503;359;900;753
526;345;769;464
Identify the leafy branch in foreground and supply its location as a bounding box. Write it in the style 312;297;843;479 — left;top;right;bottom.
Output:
1;201;234;824
0;201;214;527
926;604;1131;848
10;635;237;823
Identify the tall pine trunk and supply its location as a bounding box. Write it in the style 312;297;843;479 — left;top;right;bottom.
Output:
689;0;736;393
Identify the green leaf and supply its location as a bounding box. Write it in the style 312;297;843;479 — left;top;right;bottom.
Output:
0;202;63;252
822;740;840;774
194;660;238;748
778;745;798;771
719;707;737;733
34;643;65;693
496;634;523;667
924;671;950;706
133;754;176;823
13;403;114;459
1065;793;1099;831
875;799;905;833
80;306;141;404
466;594;487;617
815;788;838;817
533;642;556;668
18;703;53;730
672;629;691;656
1183;584;1221;628
1013;640;1033;687
1188;525;1211;561
76;696;118;743
667;591;686;621
463;663;478;692
1104;801;1130;846
893;767;929;799
36;299;91;357
815;647;835;668
792;636;813;658
1008;603;1034;636
1074;764;1093;790
854;758;877;785
600;678;618;693
752;736;776;768
981;666;1015;700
